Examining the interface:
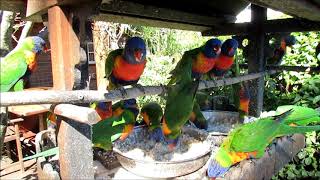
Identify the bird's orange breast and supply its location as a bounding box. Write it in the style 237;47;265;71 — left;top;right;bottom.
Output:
229;151;257;165
192;53;216;73
113;56;146;81
215;55;234;70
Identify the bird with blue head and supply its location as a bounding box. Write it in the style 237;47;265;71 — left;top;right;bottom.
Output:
168;38;222;85
209;38;239;77
1;36;47;92
92;37;147;120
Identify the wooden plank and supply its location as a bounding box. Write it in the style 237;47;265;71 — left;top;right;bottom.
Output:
48;6;79;90
0;70;280;106
247;5;267;117
92;13;210;32
54;104;100;125
239;64;320;73
25;0;92;22
99;0;234;26
202;18;320;36
248;0;320;21
7;104;50;116
14;124;24;173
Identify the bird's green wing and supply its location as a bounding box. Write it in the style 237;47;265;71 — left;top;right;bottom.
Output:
105;49;123;78
168;49;199;85
275;105;320;125
164;80;199;134
0;53;28;92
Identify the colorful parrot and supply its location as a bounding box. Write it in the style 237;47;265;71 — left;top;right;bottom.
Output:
238;83;250;119
92;37;147;119
140;102;164;141
168;38;222;85
267;35;296;65
162;80;200;149
0;36;46;92
209;39;239;77
207;105;320;179
92;99;139;150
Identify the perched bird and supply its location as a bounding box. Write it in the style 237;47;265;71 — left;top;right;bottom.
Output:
162;80;200;149
168;38;222;85
207;105;320;179
93;37;147;119
267;35;296;65
140;102;164;141
0;36;46;92
238;84;250;119
209;39;239;77
92;99;139;150
90;102;112;121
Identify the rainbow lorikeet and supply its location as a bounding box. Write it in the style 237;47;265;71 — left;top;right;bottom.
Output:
238;83;250;119
162;80;200;148
92;99;139;150
267;35;296;65
140;102;164;141
209;39;238;77
93;37;147;120
168;38;222;85
207;105;320;179
0;36;46;92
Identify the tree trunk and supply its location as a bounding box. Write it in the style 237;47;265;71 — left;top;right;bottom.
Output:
0;11;14;57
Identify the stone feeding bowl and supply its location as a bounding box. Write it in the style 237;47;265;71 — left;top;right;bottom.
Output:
113;126;212;178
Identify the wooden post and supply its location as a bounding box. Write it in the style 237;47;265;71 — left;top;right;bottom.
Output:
247;5;267;117
54;104;99;179
48;6;80;90
93;21;110;90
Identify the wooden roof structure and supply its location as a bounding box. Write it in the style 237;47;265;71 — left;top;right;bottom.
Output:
1;0;320;179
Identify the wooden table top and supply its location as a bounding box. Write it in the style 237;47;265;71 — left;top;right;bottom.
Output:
8;104;51;116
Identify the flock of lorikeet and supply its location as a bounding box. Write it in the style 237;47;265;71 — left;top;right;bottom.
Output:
1;35;320;179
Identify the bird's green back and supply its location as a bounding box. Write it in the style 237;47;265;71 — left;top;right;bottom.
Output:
105;49;123;79
168;48;200;85
0;52;28;92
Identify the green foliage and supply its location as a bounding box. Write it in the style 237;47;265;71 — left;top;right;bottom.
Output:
267;31;320;179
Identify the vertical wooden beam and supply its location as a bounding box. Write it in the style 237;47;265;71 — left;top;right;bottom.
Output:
48;6;80;90
248;5;267;117
93;21;110;90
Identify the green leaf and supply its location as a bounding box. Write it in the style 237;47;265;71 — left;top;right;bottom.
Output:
304;157;312;165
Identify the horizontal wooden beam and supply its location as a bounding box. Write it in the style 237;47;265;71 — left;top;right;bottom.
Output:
0;71;279;106
239;64;320;73
248;0;320;21
99;0;235;27
25;0;93;22
202;18;320;36
54;104;100;125
92;13;210;32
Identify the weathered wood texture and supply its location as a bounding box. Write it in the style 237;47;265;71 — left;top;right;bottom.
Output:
220;134;305;180
93;21;110;90
0;71;279;106
239;64;320;73
48;6;79;90
57;117;94;179
202;19;320;36
99;0;234;26
247;5;267;117
54;104;100;124
248;0;320;21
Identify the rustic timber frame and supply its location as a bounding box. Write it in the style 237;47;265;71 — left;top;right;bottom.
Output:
1;0;320;179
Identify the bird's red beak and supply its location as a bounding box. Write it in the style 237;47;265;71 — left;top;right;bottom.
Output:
43;45;49;53
134;50;143;62
228;47;234;55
